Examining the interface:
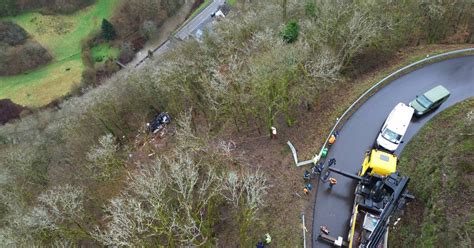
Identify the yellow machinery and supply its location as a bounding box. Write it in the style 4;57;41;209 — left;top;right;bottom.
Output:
320;149;413;248
360;149;397;177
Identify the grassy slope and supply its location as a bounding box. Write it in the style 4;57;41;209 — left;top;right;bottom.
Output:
0;0;118;107
390;98;474;247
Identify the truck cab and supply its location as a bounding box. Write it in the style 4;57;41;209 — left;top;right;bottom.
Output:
360;149;397;177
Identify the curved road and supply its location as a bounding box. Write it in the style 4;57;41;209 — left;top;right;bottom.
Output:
312;55;474;247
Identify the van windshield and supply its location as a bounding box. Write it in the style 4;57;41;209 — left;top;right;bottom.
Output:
416;95;432;109
382;129;402;144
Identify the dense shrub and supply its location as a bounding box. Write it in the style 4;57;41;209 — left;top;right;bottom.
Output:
0;99;25;125
95;59;120;80
281;20;299;43
0;0;95;17
0;21;28;46
0;21;52;76
118;42;135;63
139;20;158;40
81;48;94;68
0;40;52;76
303;0;317;18
80;67;97;86
0;0;17;16
101;19;117;41
111;0;185;40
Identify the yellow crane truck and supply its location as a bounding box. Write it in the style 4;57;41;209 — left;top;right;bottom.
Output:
319;149;414;248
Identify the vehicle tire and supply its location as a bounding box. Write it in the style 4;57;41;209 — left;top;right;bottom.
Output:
372;140;378;150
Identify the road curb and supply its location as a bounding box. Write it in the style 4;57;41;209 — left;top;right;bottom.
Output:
310;47;474;247
317;48;474;159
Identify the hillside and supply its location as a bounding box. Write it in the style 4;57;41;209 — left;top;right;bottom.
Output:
0;0;472;246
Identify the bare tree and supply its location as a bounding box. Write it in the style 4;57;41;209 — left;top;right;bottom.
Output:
92;114;271;246
37;184;84;223
221;168;270;245
92;197;153;247
0;184;85;245
86;133;123;179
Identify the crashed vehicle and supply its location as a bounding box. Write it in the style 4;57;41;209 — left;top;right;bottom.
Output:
147;112;171;134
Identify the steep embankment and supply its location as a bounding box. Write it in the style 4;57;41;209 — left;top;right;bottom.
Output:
391;98;474;247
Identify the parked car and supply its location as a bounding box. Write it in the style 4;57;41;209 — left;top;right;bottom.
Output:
376;103;414;152
409;85;450;116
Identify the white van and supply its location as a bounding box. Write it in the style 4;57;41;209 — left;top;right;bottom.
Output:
376;103;414;152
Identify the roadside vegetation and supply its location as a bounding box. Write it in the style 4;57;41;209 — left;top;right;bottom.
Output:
0;0;472;246
188;0;210;20
391;98;474;247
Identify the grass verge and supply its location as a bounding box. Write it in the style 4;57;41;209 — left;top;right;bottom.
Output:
0;0;119;107
189;0;211;20
389;98;474;247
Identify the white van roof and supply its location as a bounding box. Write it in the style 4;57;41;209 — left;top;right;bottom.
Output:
386;103;414;135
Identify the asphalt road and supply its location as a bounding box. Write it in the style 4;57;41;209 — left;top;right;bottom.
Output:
175;0;226;40
134;0;226;68
312;55;474;247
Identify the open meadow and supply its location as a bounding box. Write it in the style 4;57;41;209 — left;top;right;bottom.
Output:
0;0;118;107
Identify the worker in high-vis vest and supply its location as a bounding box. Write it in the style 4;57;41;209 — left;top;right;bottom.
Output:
329;178;337;188
328;134;336;145
270;126;277;139
329;130;340;145
303;187;309;195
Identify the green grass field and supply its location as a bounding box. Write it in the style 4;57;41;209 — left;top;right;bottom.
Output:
0;0;119;107
91;43;120;64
